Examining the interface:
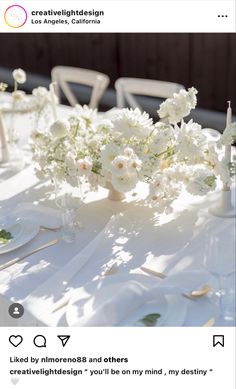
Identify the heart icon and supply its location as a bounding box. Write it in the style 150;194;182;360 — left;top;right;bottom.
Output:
9;335;23;347
11;376;19;385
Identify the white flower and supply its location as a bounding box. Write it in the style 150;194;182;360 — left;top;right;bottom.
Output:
150;123;175;154
163;164;187;181
112;173;138;192
113;108;153;139
31;130;49;148
219;123;236;146
32;86;48;99
158;87;198;124
12;68;26;84
89;172;106;190
76;157;93;176
128;156;142;174
32;86;54;108
111;155;130;176
123;147;135;158
175;120;206;163
205;142;220;166
0;82;8;92
50;119;70;139
100;143;119;169
148;173;180;212
97;119;113;133
186;168;216;196
86;136;101;150
75;104;98;128
12;90;26;101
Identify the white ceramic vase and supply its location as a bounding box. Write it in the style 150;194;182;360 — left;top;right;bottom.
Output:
105;181;125;201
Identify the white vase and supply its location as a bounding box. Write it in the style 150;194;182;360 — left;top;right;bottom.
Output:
105;181;125;201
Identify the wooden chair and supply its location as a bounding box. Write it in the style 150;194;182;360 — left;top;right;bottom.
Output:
51;66;110;108
115;77;184;111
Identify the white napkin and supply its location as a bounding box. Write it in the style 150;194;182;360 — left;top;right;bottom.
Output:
24;214;121;317
13;202;61;229
66;270;210;327
71;280;152;326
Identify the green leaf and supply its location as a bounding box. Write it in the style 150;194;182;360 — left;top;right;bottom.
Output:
0;229;13;245
140;313;161;327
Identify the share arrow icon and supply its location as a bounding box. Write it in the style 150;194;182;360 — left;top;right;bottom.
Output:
57;335;70;347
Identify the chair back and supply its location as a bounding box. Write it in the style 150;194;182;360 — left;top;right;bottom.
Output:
51;66;110;108
115;77;184;110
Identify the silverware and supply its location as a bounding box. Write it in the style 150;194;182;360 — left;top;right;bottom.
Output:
0;239;59;271
51;296;71;313
102;262;119;277
140;266;166;280
40;226;61;232
191;285;210;297
202;317;215;327
140;266;209;301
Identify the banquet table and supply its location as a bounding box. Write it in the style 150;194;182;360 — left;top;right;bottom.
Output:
0;103;235;327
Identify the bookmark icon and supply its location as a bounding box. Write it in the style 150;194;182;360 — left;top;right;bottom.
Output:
57;335;70;347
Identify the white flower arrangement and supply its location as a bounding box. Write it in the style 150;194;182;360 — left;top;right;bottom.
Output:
1;70;57;118
0;69;27;106
32;87;235;213
32;106;153;191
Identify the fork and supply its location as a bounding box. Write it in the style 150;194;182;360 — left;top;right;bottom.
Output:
0;239;59;271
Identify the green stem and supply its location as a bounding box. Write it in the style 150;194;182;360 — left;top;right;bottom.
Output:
154;145;175;159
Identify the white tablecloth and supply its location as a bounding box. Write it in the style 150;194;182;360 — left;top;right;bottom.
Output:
0;105;235;327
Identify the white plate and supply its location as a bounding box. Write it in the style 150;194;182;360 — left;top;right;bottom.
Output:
66;274;170;327
119;295;168;327
0;218;39;254
123;293;187;327
162;294;188;326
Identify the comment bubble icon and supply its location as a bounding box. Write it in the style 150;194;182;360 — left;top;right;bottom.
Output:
33;335;46;348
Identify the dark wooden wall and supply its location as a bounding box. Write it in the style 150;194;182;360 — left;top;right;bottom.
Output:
0;33;235;111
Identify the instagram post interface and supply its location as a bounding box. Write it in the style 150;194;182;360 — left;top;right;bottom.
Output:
0;1;235;388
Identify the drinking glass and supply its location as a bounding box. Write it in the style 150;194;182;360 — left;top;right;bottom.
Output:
204;227;235;322
54;178;86;242
2;109;25;171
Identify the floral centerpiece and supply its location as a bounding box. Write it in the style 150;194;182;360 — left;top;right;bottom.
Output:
32;87;236;210
1;69;58;121
1;68;59;169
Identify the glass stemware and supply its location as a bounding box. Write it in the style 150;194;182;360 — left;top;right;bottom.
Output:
54;178;87;243
1;108;25;171
204;227;235;322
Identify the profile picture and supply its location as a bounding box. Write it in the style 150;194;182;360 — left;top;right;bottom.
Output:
4;5;27;28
